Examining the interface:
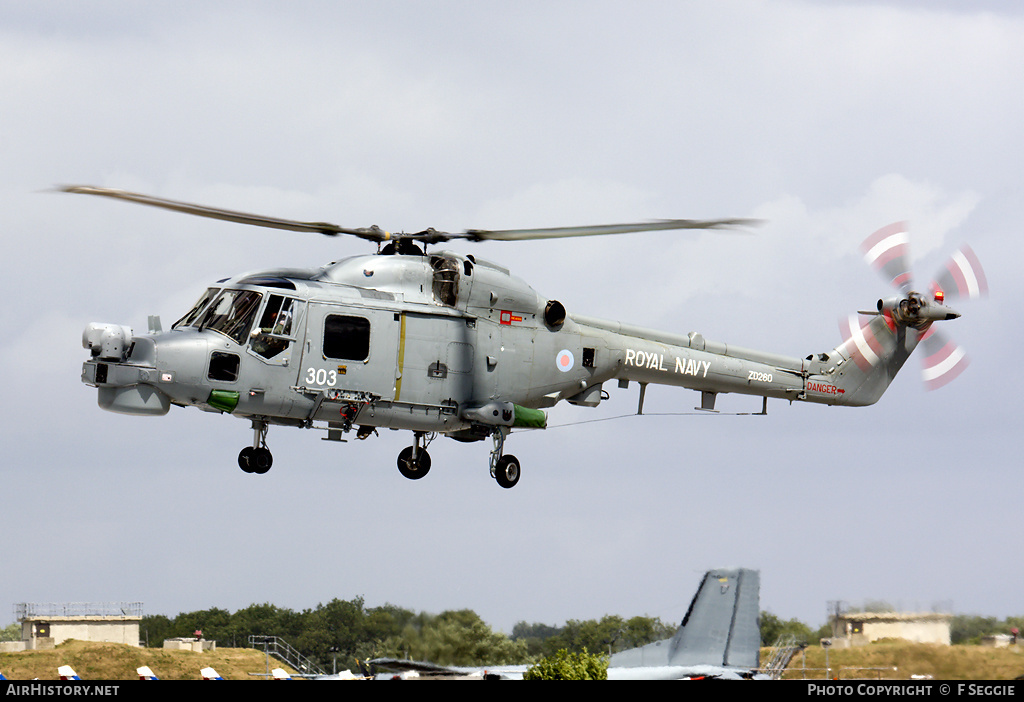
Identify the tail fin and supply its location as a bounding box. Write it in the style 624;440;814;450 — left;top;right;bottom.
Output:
271;668;292;680
668;568;761;669
609;567;760;670
137;666;159;680
200;667;223;680
829;313;920;406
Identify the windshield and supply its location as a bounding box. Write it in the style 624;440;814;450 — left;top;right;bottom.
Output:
198;289;263;344
173;287;220;329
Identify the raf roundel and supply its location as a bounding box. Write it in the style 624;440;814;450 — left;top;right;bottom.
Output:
555;349;574;372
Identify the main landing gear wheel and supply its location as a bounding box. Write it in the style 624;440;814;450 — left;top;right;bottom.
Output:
494;454;520;489
238;446;273;474
239;419;273;474
397;446;431;480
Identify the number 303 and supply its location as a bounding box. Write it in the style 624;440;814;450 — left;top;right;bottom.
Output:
306;367;337;387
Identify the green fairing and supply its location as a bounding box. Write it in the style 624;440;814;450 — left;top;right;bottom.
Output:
208;389;239;413
513;405;547;429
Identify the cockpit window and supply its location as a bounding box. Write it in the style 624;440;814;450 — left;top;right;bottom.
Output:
173;287;220;329
198;289;263;345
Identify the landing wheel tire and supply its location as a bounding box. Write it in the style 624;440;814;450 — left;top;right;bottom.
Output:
238;447;255;473
251;447;273;474
495;454;520;489
397;446;431;480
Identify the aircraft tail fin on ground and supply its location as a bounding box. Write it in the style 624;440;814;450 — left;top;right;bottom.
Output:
609;567;760;670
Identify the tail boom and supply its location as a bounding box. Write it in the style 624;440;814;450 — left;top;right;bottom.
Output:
574;308;926;410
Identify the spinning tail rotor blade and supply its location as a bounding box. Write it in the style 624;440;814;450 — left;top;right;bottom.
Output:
855;224;985;391
861;221;914;293
918;325;970;391
930;244;988;301
838;313;885;371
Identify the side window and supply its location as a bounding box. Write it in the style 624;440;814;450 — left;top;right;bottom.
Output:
208;351;240;382
250;295;304;361
323;315;370;360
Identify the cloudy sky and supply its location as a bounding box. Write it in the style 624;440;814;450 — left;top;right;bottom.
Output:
2;1;1022;638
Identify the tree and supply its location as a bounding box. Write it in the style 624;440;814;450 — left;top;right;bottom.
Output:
0;622;20;642
760;611;814;646
621;616;675;649
544;614;674;656
511;621;561;658
173;607;233;644
139;614;171;647
376;609;527;666
950;615;1002;645
524;648;608;680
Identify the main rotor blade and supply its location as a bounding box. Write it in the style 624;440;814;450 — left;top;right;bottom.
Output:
455;218;758;243
60;185;755;246
58;185;387;241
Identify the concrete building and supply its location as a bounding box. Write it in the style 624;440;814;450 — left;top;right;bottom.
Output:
12;602;143;650
163;637;216;652
830;611;952;648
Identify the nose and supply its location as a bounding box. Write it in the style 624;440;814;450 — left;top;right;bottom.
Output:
82;322;171;416
83;322;134;360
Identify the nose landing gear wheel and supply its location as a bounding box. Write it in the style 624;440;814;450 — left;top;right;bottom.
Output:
494;454;520;489
397;446;431;480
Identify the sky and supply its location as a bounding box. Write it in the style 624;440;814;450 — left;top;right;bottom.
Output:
2;1;1022;638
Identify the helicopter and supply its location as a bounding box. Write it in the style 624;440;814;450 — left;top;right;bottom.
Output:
72;186;986;488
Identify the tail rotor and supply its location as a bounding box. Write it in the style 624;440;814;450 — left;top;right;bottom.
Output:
852;222;986;391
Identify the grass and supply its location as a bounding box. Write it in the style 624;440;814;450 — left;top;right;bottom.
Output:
0;640;302;681
777;641;1024;680
2;639;1023;680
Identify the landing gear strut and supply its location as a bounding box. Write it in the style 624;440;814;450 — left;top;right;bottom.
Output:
489;428;520;489
397;432;432;480
238;420;273;474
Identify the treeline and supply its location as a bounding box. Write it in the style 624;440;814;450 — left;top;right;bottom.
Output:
137;600;1024;672
139;598;677;671
950;615;1023;645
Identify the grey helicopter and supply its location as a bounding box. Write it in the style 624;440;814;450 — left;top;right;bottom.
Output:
72;186;986;488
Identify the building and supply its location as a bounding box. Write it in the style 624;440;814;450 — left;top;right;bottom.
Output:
12;602;143;650
829;611;951;648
